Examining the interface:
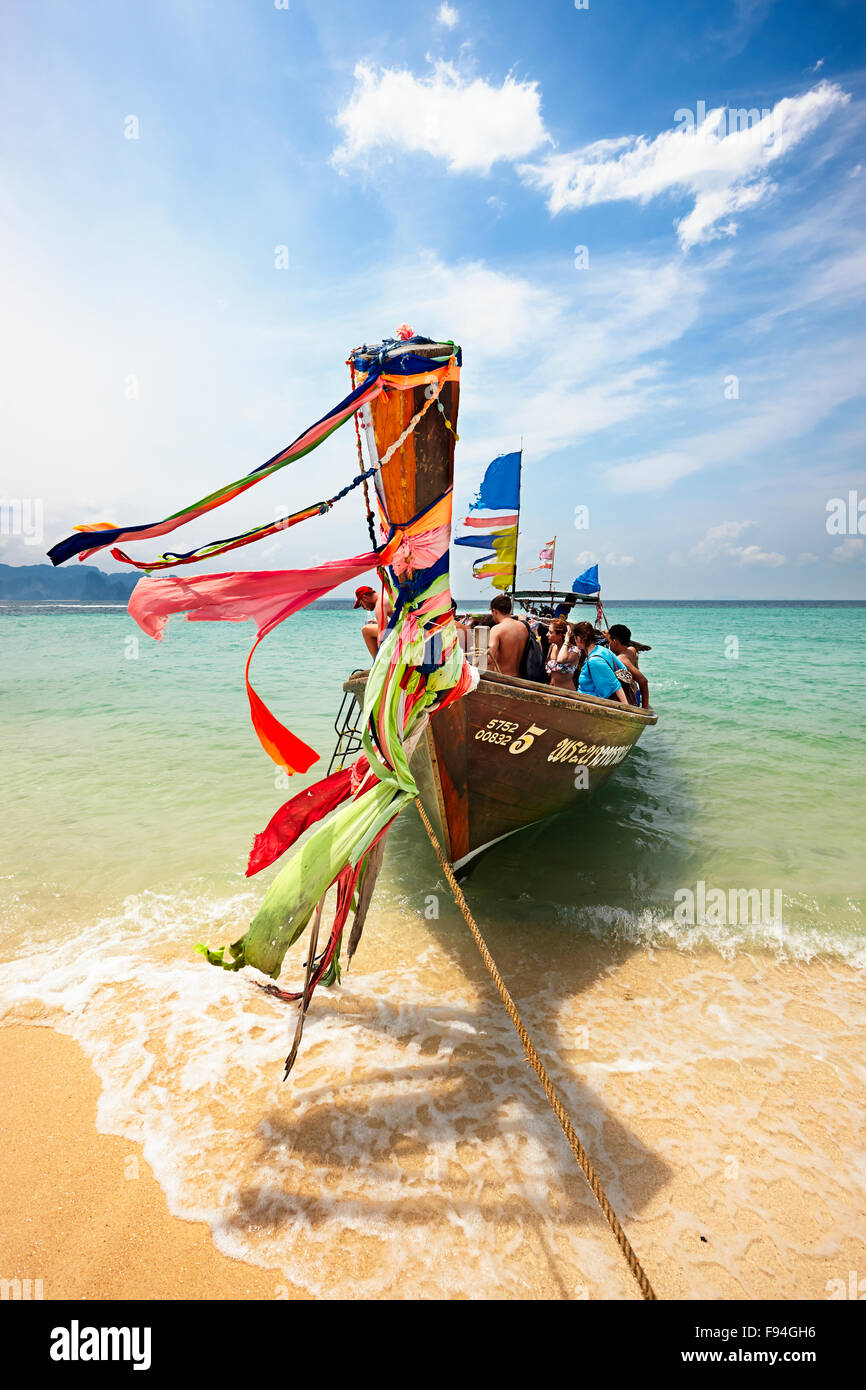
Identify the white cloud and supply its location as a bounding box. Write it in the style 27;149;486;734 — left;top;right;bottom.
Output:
797;552;819;564
812;58;825;72
729;543;787;566
679;522;787;568
519;81;849;249
681;522;789;564
437;3;459;28
688;520;754;563
830;538;866;563
332;61;550;174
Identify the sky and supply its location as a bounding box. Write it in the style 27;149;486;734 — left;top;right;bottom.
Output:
1;0;865;598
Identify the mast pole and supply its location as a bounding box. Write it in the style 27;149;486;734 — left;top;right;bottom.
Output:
511;441;523;597
548;535;557;598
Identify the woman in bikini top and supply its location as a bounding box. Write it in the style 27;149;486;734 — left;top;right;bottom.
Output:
545;619;582;690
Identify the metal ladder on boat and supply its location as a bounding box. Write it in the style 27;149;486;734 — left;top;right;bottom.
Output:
327;690;365;774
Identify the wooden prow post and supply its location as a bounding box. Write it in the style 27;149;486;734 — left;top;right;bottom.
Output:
352;341;461;528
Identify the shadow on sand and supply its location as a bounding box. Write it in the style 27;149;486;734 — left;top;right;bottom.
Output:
221;742;697;1296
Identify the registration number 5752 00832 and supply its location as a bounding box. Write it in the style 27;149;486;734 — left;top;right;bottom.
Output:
474;719;547;753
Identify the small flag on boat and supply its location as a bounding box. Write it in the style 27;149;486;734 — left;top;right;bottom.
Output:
454;451;521;591
529;538;555;572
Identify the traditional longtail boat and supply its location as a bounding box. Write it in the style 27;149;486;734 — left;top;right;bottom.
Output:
45;327;658;1072
334;335;657;874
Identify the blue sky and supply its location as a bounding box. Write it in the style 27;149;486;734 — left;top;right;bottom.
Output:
1;0;865;597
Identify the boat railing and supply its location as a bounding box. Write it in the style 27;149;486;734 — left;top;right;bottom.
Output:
480;668;658;722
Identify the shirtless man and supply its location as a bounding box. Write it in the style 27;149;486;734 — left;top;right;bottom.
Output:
606;623;650;709
488;594;528;676
354;580;393;659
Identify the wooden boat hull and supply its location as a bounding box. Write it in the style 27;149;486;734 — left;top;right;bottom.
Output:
346;669;657;871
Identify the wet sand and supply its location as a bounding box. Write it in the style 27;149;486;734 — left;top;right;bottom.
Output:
2;943;865;1301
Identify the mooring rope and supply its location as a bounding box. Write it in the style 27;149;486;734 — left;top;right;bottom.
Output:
413;795;657;1301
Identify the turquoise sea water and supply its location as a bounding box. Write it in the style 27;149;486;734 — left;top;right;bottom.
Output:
1;599;864;960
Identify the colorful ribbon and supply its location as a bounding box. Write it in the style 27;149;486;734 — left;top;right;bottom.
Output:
111;469;377;572
128;553;381;774
48;356;459;567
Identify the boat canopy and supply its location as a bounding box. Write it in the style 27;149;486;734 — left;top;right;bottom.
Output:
511;589;596;617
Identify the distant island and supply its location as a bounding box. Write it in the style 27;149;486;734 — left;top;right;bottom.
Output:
2;563;860;607
0;563;140;602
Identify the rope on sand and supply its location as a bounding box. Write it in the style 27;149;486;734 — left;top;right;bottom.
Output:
414;795;658;1302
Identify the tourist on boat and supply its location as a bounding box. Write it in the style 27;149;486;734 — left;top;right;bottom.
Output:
572;621;629;704
354;581;392;659
487;595;529;677
606;624;650;708
606;623;638;664
545;619;582;690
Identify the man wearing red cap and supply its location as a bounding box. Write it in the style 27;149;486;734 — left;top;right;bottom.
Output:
355;579;393;659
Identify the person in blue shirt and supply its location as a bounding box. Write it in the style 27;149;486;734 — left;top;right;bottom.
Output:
572;621;628;704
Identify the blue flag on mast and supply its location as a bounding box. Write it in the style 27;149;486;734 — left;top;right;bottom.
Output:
454;452;521;591
470;451;521;511
571;564;600;595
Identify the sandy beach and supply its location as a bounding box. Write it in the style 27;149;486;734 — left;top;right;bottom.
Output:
3;942;864;1301
0;1026;292;1301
